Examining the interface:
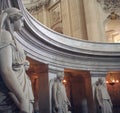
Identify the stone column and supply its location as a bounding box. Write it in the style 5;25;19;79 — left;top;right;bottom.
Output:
61;0;72;36
38;65;50;113
48;71;56;113
68;0;88;40
83;0;106;42
61;0;88;40
37;6;48;26
42;6;48;26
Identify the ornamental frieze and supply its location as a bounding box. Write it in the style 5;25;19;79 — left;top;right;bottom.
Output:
97;0;120;12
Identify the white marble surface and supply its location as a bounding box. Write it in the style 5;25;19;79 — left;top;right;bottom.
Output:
14;0;120;75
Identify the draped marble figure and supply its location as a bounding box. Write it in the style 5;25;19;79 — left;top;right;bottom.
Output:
95;78;113;113
0;7;34;113
52;72;71;113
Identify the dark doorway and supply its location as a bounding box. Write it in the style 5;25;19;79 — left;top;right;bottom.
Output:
64;69;94;113
27;57;50;113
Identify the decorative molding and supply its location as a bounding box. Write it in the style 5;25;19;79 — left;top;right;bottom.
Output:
49;2;61;27
26;4;42;13
24;0;51;13
2;0;120;74
40;0;50;5
97;0;120;12
107;12;120;20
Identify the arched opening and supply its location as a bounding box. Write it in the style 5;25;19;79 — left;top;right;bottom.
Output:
64;69;93;113
26;57;50;113
105;12;120;43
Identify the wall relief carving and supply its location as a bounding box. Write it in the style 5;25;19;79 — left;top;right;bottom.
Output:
39;0;51;5
97;0;120;12
49;2;61;27
24;0;51;12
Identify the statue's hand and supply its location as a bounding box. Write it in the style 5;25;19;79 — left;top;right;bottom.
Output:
109;101;113;108
99;103;103;109
55;104;59;112
8;92;29;113
19;98;29;113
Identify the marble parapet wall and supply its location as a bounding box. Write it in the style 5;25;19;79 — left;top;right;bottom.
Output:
6;0;120;75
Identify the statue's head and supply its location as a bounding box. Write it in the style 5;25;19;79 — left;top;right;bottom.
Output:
0;7;23;31
57;72;64;81
98;77;104;85
95;80;99;86
5;7;23;20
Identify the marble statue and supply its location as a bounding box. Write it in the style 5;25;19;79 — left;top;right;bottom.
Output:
94;80;101;113
95;78;113;113
52;72;71;113
0;7;34;113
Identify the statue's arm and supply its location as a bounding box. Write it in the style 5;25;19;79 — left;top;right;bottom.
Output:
66;96;71;106
96;88;103;107
63;86;71;106
52;82;58;107
0;45;29;112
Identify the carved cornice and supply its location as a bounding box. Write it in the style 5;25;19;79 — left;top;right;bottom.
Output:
2;0;120;73
40;0;50;5
24;0;51;13
26;4;42;13
97;0;120;12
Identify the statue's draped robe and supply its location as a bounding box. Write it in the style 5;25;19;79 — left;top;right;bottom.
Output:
96;84;112;113
0;31;34;113
52;81;70;113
